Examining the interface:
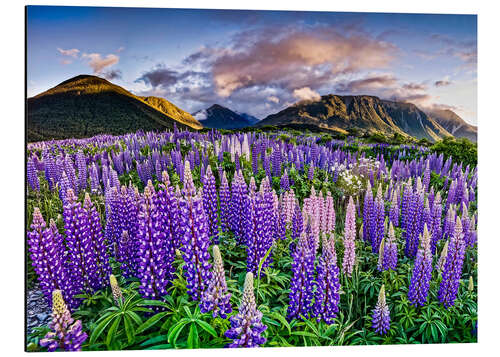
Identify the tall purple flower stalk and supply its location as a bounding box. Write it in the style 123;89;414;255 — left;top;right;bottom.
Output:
40;290;87;352
342;196;356;276
136;184;171;301
312;235;340;324
371;284;391;335
179;162;213;300
201;245;232;318
230;170;248;243
363;181;374;244
287;232;315;320
27;159;40;192
219;171;231;233
371;184;385;253
408;224;433;307
225;272;267;348
381;222;398;271
202;166;219;242
438;216;466;308
28;208;73;308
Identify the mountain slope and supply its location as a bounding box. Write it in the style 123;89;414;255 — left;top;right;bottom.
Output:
27;74;202;141
193;104;255;129
257;94;452;141
425;109;477;142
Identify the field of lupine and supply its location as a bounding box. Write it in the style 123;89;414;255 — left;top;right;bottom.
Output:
26;126;477;351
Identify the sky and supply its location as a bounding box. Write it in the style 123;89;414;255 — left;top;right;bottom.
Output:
27;6;477;124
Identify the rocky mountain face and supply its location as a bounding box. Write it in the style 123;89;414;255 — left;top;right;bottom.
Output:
257;94;453;142
426;108;477;142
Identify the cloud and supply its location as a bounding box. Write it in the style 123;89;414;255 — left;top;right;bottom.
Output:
337;74;397;93
193;110;208;121
136;66;179;88
117;46;125;53
103;69;123;80
82;53;119;73
267;95;280;104
60;59;73;65
205;25;398;97
292;87;321;101
435;79;452;87
57;48;80;58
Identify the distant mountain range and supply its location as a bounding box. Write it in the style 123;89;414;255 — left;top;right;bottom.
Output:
193;104;258;129
27;75;202;141
27;75;476;142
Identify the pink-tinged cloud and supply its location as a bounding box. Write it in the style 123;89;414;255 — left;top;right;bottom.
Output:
82;53;119;73
267;95;280;104
210;27;398;97
337;74;398;93
292;87;321;101
57;47;80;58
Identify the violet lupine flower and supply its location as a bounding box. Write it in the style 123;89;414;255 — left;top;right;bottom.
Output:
280;169;290;192
230;171;248;243
377;237;386;272
408;224;433;307
202;166;219;242
291;200;303;240
381;222;398;271
363;181;374;244
40;290;88;352
179;162;213;300
219;171;231;233
27;159;40;192
287;232;315;321
312;235;340;324
28;208;73;308
75;150;87;191
324;191;336;235
438;216;466;308
389;191;399;227
430;192;443;255
307;165;314;181
63;189;100;298
225;272;267;348
436;241;449;273
83;193;111;289
370;184;385;253
201;245;232;318
136;185;171;301
342;196;356;276
371;284;391;335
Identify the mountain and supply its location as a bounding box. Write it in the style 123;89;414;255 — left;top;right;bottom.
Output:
425;109;477;142
257;94;452;141
192;104;255;129
237;112;260;125
27;74;202;142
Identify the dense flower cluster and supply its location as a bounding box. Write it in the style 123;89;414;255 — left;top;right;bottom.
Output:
201;245;232;318
342;196;356;276
408;224;433;307
371;284;391;335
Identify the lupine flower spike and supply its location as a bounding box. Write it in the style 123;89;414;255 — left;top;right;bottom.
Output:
40;290;88;351
109;274;124;305
201;245;232;318
225;272;267;348
371;284;391;335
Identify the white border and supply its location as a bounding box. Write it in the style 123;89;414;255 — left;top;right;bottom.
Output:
2;1;498;356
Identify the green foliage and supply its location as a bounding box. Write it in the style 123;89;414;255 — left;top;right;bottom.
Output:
431;137;477;167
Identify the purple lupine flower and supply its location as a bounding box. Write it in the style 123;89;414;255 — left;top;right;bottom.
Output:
75;150;87;191
179;162;213;300
371;184;385;253
201;245;232;318
230;170;248;243
312;235;340;324
430;192;443;255
39;290;88;351
382;222;398;271
371;284;391;335
28;208;73;308
63;189;99;300
64;155;78;193
389;190;399;227
436;240;449;273
225;272;267;348
307;165;314;181
202;166;219;242
219;171;231;233
324;191;336;235
136;184;171;301
342;196;356;276
363;181;374;244
287;232;315;320
280;169;290;192
408;224;433;307
27;159;40;192
291;199;303;240
438;216;466;308
83;193;111;289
